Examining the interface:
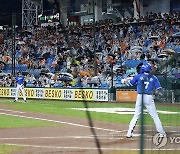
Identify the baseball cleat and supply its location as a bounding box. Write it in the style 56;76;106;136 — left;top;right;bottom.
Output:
14;100;16;102
126;133;133;138
159;133;166;137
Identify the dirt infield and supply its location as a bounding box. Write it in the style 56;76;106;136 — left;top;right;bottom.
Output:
0;106;179;154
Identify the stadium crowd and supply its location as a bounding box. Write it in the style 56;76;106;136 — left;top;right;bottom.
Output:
0;12;180;88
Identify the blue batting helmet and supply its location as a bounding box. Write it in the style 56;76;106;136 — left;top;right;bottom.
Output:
136;63;143;74
140;63;151;73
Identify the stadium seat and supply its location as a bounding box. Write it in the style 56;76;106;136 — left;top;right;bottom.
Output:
50;68;55;73
125;60;146;68
99;83;109;88
74;83;84;87
33;69;41;77
46;57;54;65
5;64;11;70
15;51;21;58
54;83;64;87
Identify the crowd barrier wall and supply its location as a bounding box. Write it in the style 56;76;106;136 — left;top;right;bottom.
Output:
0;87;109;102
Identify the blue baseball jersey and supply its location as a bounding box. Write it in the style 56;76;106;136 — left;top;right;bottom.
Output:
16;75;25;85
128;73;162;95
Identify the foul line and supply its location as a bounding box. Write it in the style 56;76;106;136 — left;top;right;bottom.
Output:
0;109;25;114
4;143;180;151
0;112;123;133
0;135;124;140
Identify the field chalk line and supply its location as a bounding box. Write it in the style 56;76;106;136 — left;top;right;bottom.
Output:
0;109;25;114
0;112;124;133
4;143;180;151
0;135;124;140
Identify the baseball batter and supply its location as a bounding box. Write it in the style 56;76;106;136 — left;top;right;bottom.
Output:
126;63;166;138
14;72;26;102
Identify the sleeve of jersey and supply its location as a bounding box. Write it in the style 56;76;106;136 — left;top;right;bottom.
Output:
127;75;137;86
16;77;18;83
154;76;162;90
22;76;25;82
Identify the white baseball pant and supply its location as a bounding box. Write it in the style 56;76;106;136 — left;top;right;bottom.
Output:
15;84;26;101
127;94;165;136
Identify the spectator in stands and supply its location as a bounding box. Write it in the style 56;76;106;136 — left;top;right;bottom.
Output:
3;74;12;87
0;12;179;88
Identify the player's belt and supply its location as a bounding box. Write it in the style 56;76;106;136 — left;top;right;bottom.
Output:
138;93;152;95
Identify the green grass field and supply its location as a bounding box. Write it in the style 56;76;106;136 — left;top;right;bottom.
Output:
0;99;179;154
0;115;61;128
0;99;179;126
0;145;22;154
